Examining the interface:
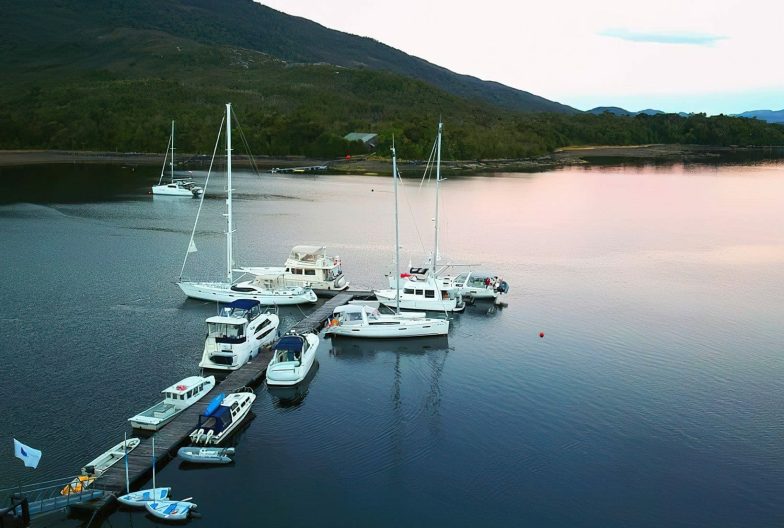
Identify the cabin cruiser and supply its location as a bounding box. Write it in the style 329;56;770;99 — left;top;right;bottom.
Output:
190;389;255;445
325;304;449;338
241;245;349;294
374;268;465;312
128;375;216;430
266;333;319;386
199;300;279;371
438;271;510;301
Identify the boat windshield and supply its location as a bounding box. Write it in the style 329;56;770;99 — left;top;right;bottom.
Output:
220;304;260;321
208;322;244;339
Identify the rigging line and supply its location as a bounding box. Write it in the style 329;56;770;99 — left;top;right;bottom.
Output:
419;137;438;190
397;166;427;258
179;114;226;281
232;112;262;178
158;133;172;186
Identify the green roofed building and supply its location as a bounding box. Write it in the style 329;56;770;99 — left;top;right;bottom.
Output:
343;132;379;148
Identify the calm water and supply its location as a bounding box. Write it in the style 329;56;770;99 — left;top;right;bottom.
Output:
1;162;783;527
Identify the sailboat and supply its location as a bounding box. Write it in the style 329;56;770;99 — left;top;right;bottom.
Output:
328;144;449;337
117;435;171;507
374;122;465;312
151;120;203;197
177;104;317;305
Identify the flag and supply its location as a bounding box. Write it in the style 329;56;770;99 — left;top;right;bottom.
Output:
13;439;42;469
187;239;197;254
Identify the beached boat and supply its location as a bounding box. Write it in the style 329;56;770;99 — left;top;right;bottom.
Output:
61;438;140;495
374;122;464;313
241;245;349;294
266;333;319;386
189;389;255;445
199;300;279;371
177;103;316;305
145;499;197;521
177;446;235;464
152;120;203;197
128;375;216;430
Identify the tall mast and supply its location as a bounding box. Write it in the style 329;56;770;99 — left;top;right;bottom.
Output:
170;120;175;183
392;141;400;315
433;120;442;275
226;103;234;284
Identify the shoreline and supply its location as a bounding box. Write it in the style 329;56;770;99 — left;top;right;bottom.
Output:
0;145;781;173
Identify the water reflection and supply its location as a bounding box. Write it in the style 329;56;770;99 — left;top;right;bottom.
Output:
267;361;319;407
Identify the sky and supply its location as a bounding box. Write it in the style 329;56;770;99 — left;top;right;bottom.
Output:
257;0;783;115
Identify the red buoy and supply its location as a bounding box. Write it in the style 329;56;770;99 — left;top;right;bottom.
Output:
539;332;544;338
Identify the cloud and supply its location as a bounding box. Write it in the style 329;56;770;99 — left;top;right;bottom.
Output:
599;28;727;46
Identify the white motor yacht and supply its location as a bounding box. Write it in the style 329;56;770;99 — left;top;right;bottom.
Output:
266;333;319;386
241;245;349;294
128;375;216;430
199;299;279;371
375;268;464;312
326;304;449;338
189;389;256;445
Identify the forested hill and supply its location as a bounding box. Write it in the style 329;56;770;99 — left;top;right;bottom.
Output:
1;0;783;158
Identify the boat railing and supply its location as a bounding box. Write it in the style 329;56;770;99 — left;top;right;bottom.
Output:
0;476;106;518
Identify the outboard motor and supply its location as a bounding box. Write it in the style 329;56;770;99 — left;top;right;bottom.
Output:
498;281;509;294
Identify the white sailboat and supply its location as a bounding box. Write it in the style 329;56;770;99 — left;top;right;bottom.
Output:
151;120;203;197
329;144;449;338
177;103;317;305
374;123;465;313
117;435;171;507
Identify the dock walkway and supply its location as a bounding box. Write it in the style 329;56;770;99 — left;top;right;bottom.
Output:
92;293;354;495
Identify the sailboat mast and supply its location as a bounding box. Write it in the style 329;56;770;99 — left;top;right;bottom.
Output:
392;142;400;315
152;435;156;496
170;120;175;183
226;103;234;284
433;120;442;275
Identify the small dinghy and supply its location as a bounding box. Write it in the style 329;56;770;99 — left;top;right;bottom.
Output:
145;499;197;521
118;487;170;507
178;446;235;464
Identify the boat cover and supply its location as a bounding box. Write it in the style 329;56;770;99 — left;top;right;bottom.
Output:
226;299;260;310
274;335;305;352
204;393;225;416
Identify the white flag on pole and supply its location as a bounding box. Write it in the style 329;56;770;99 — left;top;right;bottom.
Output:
13;439;42;469
187;239;197;253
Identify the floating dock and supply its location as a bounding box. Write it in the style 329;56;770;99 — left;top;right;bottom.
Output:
72;294;355;517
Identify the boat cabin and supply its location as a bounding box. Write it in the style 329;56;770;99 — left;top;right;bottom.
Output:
272;335;306;365
194;393;252;439
206;299;263;344
162;376;212;408
285;245;344;283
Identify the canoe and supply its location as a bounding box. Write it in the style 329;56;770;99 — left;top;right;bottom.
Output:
178;446;235;464
145;500;197;521
117;487;171;507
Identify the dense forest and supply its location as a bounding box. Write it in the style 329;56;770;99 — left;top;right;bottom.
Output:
1;0;783;159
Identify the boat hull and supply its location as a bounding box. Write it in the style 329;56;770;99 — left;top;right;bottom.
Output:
145;500;197;521
177;446;235;464
327;318;449;338
374;290;464;312
117;487;171;507
178;281;317;305
151;185;200;197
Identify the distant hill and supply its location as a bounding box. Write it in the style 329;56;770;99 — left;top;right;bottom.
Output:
1;0;783;157
589;107;681;116
736;109;784;124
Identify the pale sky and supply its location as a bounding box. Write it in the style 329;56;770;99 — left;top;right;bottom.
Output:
257;0;783;114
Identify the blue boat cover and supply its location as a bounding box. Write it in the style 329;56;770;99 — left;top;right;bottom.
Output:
204;393;225;416
274;335;304;352
226;299;260;309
